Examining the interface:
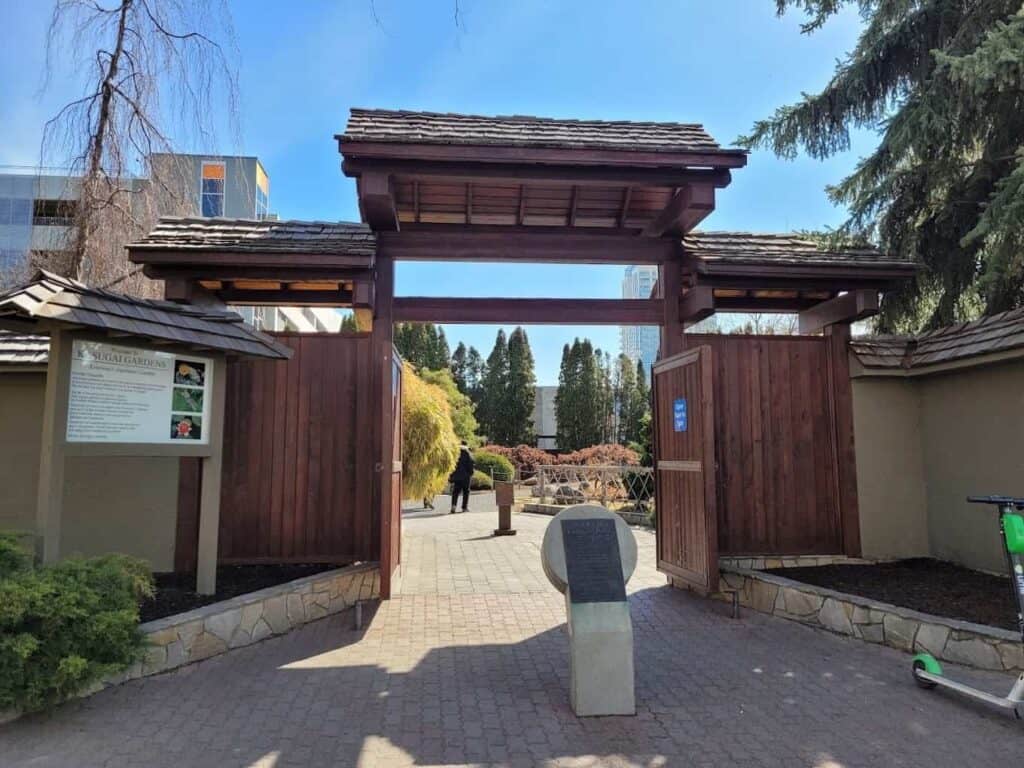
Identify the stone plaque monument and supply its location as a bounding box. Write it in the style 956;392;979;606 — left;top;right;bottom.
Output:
541;504;638;716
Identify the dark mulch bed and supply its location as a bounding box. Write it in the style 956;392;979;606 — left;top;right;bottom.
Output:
765;558;1018;632
140;564;337;623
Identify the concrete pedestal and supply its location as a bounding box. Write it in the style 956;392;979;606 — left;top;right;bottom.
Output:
541;504;638;717
566;599;635;716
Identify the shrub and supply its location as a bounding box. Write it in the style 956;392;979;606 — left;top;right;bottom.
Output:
0;534;153;713
401;362;460;501
470;470;493;491
556;444;640;467
472;449;515;482
481;444;555;475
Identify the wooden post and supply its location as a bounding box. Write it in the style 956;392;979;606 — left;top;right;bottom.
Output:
374;252;397;598
195;356;227;595
659;255;684;359
825;323;862;557
35;329;71;564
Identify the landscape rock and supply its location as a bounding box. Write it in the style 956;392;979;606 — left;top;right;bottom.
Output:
165;640;187;669
263;596;291;634
883;614;918;651
189;631;228;661
778;588;823;617
251;618;273;642
943;638;1002;670
238;602;263;634
204;607;242;644
818;599;853;635
998;642;1024;671
914;623;950;657
286;593;306;624
855;622;885;644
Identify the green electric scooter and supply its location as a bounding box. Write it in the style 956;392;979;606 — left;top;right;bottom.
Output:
912;495;1024;718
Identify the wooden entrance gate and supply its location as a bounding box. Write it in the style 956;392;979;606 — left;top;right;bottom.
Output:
652;347;718;593
652;334;859;591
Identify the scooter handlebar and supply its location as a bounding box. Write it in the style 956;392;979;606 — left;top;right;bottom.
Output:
967;495;1024;509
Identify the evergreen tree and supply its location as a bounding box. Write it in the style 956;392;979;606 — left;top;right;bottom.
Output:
450;342;469;393
506;327;537;445
555;338;609;451
555;343;576;451
741;1;1024;331
478;330;510;443
464;346;485;404
339;313;359;332
394;322;453;371
615;354;639;445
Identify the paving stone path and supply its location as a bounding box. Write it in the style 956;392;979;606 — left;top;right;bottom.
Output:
1;502;1021;767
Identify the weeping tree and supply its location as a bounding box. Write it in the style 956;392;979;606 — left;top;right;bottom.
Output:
39;0;239;296
401;362;459;501
740;1;1024;331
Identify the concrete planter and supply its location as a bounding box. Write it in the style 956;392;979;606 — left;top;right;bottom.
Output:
1;562;379;723
708;561;1022;673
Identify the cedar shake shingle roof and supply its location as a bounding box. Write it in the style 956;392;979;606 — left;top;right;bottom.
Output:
851;307;1024;371
683;232;911;270
132;217;375;258
0;332;49;367
342;108;731;153
0;271;292;359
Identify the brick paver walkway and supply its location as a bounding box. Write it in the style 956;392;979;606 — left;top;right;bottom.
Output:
2;503;1020;767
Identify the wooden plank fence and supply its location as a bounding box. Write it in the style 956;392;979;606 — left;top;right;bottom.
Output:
687;333;855;556
174;332;381;567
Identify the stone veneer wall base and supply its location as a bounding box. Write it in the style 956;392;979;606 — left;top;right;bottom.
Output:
677;558;1022;674
1;562;379;724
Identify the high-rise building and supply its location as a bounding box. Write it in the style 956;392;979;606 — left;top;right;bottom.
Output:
0;155;340;332
620;265;660;375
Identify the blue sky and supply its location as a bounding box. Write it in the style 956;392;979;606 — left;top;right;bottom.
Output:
1;1;874;384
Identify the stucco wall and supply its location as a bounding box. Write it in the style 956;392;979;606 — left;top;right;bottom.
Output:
0;372;180;571
0;372;46;533
851;377;929;560
917;361;1024;573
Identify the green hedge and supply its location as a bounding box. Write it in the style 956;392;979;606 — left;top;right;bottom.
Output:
470;470;494;490
0;534;153;713
472;450;514;482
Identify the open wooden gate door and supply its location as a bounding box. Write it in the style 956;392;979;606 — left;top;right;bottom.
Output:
380;354;403;598
652;346;719;594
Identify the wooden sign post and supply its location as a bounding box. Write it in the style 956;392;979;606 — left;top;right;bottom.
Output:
34;330;227;594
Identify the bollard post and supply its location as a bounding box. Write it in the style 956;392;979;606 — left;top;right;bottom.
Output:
493;480;517;536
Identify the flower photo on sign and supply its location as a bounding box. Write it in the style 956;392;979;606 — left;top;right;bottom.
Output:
174;359;206;387
170;414;203;440
172;387;204;413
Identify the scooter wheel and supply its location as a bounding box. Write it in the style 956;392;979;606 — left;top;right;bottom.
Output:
912;659;938;689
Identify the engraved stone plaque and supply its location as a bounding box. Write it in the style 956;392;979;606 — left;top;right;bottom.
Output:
561;517;626;604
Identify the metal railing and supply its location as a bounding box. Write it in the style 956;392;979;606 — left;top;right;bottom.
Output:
536;464;654;510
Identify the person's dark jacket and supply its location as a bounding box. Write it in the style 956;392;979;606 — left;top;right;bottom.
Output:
450;446;475;485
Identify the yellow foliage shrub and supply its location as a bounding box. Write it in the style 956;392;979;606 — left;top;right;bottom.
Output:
401;362;459;501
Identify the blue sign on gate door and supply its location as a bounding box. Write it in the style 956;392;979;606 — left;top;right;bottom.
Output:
673;398;688;432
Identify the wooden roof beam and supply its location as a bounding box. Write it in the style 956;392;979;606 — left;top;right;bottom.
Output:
359;172;399;232
342;157;734;189
393;297;663;325
379;229;675;264
218;288;355;306
642;183;715;238
679;285;714;325
798;289;879;334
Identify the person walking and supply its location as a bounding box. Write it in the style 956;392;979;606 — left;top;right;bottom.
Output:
449;441;474;514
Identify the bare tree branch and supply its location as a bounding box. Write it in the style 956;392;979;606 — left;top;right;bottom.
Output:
36;0;239;297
